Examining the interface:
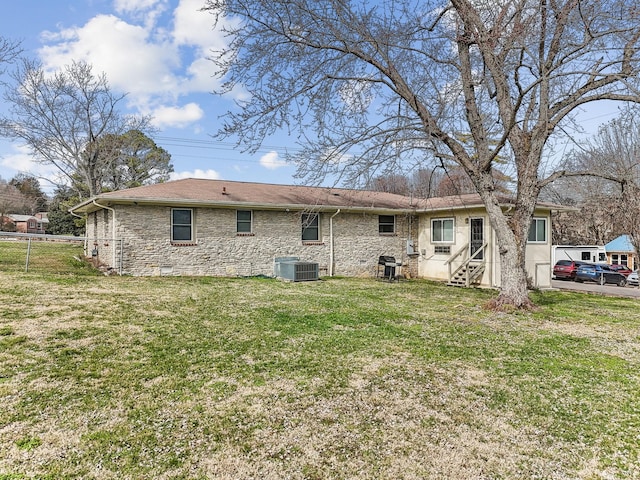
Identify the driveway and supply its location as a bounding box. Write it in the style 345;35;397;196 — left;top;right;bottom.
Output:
551;279;640;298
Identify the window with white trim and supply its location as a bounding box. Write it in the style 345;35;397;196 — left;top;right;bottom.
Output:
432;218;454;243
378;215;396;234
611;254;629;267
527;217;547;243
237;210;253;233
171;208;193;242
302;213;320;241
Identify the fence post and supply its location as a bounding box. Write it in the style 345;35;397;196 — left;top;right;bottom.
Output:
25;237;32;272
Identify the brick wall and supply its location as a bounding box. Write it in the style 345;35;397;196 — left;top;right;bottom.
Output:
87;205;419;277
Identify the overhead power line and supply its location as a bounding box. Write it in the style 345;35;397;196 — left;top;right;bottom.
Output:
155;136;304;155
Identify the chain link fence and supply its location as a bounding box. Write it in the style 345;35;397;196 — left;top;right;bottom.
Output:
0;232;94;274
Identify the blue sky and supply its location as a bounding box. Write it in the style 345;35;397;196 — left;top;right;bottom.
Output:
0;0;297;191
0;0;625;193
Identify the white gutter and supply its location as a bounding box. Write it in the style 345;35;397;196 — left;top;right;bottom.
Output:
72;197;411;215
329;209;341;276
92;200;118;272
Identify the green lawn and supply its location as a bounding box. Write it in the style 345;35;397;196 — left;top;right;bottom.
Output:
0;270;639;479
0;239;91;274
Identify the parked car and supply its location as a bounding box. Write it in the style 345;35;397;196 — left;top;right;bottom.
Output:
553;260;588;280
574;264;627;286
627;270;639;286
608;264;633;276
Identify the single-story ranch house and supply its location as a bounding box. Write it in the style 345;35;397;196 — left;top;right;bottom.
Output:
69;178;561;288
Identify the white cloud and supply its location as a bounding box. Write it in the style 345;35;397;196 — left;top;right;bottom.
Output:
39;14;180;99
113;0;169;30
151;102;204;128
0;145;64;192
0;145;38;173
35;1;238;129
114;0;165;14
259;151;288;170
173;0;219;48
170;168;221;180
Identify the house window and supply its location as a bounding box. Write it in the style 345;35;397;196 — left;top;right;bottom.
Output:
432;218;454;243
434;245;451;255
527;217;547;243
611;254;629;267
237;210;252;233
302;213;320;242
379;215;396;234
171;208;193;242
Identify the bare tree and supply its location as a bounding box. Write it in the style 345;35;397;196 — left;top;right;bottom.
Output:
9;173;48;214
0;60;152;198
206;0;640;309
0;36;21;79
552;111;640;254
367;173;411;195
0;180;27;230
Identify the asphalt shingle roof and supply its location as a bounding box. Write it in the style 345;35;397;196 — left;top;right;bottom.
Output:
70;178;566;215
71;178;495;213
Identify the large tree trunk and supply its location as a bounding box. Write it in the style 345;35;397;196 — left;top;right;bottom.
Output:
491;219;533;310
476;173;535;310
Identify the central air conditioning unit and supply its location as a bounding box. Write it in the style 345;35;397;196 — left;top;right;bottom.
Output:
277;260;320;282
274;256;300;278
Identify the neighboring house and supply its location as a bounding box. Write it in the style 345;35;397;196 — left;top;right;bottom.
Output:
605;235;636;270
3;214;48;234
69;178;563;288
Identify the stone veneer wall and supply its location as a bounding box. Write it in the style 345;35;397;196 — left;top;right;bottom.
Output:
87;205;419;277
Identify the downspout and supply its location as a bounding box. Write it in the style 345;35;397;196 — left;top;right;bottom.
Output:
329;209;341;277
92;200;118;273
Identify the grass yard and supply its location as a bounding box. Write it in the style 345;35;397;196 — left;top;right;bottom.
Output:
1;268;639;479
0;239;91;274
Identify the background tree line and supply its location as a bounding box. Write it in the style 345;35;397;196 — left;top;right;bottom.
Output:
367;106;640;255
0;42;174;235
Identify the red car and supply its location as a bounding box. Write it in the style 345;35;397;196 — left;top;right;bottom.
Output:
553;260;589;280
608;264;633;276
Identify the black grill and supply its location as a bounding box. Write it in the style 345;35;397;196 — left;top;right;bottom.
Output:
377;255;402;281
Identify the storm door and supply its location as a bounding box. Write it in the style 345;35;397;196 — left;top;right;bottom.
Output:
469;218;484;261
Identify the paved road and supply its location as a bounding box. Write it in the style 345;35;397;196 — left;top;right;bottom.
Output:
551;279;640;298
